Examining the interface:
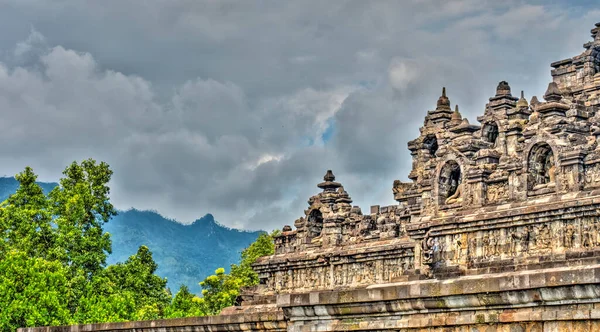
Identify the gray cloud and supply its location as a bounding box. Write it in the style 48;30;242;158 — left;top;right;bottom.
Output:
0;1;597;230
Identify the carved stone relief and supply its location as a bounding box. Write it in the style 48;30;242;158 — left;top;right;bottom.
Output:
584;163;600;188
486;181;508;203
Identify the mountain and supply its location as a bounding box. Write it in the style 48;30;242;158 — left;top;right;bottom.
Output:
0;176;58;198
0;177;262;295
105;210;262;294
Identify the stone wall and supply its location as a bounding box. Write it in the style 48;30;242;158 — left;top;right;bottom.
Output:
281;264;600;331
18;307;287;332
18;21;600;332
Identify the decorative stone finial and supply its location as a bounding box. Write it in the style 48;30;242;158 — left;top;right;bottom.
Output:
324;170;335;182
516;90;528;108
450;105;462;126
335;186;352;204
495;81;512;97
451;105;462;120
530;95;540;105
543;82;562;102
318;170;342;192
436;87;451;110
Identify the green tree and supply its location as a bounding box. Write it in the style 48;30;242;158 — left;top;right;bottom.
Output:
0;160;277;326
72;272;137;323
229;232;275;285
197;231;276;316
199;267;242;316
0;167;54;259
73;246;171;323
104;246;171;312
0;250;72;332
49;159;117;277
164;285;206;318
72;245;172;323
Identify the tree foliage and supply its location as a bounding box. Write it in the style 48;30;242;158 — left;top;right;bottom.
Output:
230;232;276;286
0;251;72;331
164;285;205;318
0;159;276;330
49;159;117;277
0;160;172;331
197;231;276;315
73;245;171;322
0;167;54;259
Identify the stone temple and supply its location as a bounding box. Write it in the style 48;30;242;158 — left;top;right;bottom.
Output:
20;22;600;332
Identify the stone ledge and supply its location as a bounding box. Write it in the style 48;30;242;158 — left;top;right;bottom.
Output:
17;306;286;332
278;264;600;309
317;308;600;331
255;238;414;267
413;191;600;224
407;193;600;239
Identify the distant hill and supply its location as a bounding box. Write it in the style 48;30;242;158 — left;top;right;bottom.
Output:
105;209;262;294
0;176;58;198
0;177;262;295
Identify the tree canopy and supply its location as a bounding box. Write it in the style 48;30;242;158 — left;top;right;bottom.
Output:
0;159;275;331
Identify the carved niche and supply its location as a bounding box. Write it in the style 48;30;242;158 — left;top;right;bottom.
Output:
307;209;324;238
438;160;463;205
423;134;439;157
527;143;556;191
482;122;499;147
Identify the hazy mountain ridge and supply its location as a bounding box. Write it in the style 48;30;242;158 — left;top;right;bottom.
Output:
0;177;262;295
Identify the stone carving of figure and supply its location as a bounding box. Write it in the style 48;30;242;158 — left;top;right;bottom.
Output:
520;226;530;253
445;182;464;205
423;135;438;156
564;224;575;249
595;221;600;246
469;237;477;260
433;238;443;264
544;152;556;184
483;123;499;146
421;236;435;265
364;262;374;283
453;235;463;263
281;271;291;291
489;235;498;256
487;183;506;203
307;210;324;240
482;235;490;258
528;145;555;189
440;161;462;205
346;265;354;284
498;232;506;255
548;164;556;184
582;224;593;248
536;224;551;249
509;230;520;255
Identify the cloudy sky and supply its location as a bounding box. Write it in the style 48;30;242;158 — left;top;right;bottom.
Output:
0;1;597;231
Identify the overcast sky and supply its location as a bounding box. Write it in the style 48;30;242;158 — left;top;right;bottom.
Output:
0;1;597;231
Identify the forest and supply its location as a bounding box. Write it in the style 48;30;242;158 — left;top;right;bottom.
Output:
0;159;275;331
